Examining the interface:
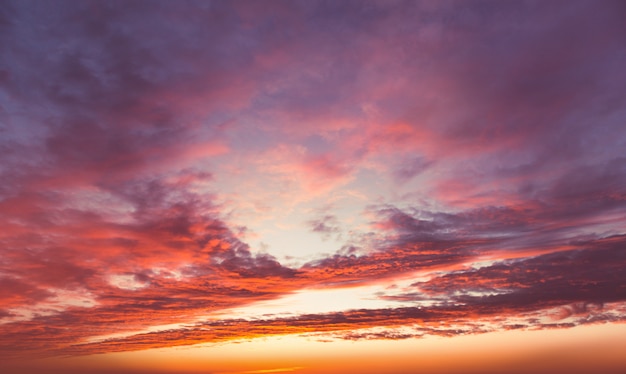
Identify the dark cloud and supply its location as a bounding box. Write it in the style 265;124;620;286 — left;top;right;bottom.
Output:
0;277;54;307
392;156;433;183
406;235;626;310
307;214;341;240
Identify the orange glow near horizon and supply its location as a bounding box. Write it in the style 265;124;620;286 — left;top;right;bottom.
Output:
8;323;626;374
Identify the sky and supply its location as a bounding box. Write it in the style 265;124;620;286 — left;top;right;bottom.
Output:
1;0;625;373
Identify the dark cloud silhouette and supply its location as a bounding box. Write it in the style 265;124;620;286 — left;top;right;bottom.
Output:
410;235;626;308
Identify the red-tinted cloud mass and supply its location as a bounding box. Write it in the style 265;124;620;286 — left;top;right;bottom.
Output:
0;0;625;370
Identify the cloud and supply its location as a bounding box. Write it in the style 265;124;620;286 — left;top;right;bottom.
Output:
0;0;625;365
0;277;54;309
413;235;626;307
307;215;341;241
29;298;626;357
392;156;434;183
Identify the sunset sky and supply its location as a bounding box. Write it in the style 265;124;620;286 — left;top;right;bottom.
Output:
1;1;626;373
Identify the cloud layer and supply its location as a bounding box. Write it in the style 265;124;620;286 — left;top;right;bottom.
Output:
0;0;625;365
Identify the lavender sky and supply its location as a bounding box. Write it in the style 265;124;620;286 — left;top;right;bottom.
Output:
1;1;625;373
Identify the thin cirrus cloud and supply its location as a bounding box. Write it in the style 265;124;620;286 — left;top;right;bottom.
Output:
0;0;625;372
